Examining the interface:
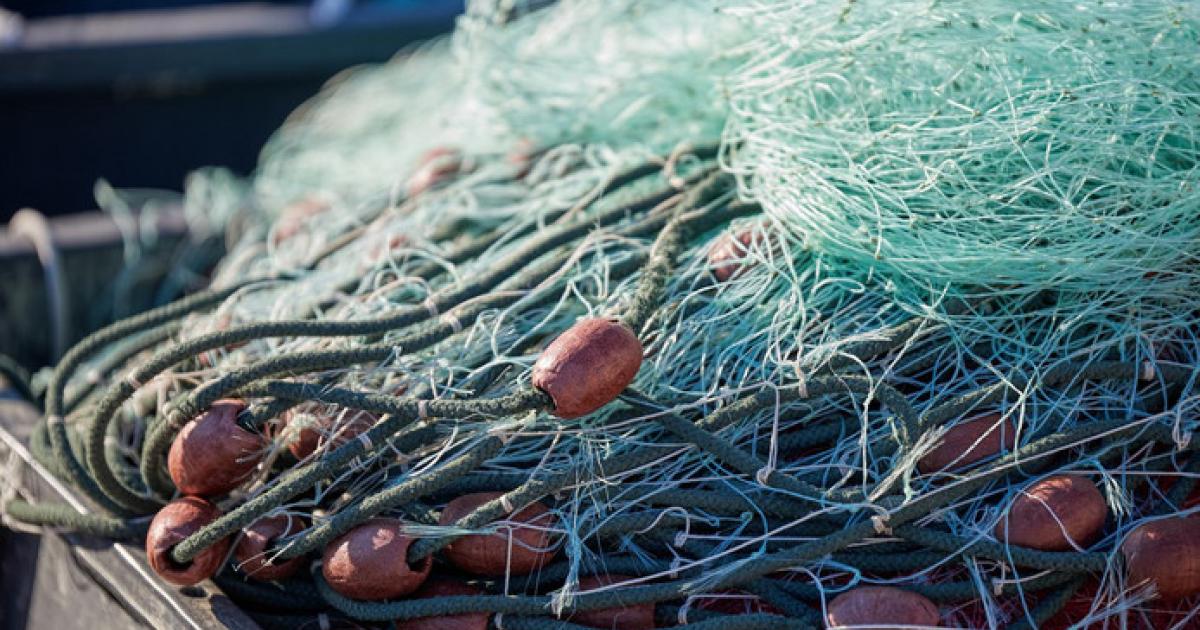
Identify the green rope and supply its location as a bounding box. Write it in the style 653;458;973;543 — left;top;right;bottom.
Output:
213;575;329;613
1007;575;1089;630
315;567;813;628
140;182;748;564
170;388;548;564
63;322;182;415
657;605;803;629
0;353;35;403
43;277;280;514
10;120;1195;628
620;171;733;332
3;499;147;540
1158;451;1200;515
501;614;805;630
112;172;729;511
893;524;1109;573
270;432;507;560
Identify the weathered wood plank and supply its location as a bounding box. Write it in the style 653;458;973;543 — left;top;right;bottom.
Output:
0;395;259;630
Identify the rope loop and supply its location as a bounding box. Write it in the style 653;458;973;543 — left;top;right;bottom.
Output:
754;466;774;486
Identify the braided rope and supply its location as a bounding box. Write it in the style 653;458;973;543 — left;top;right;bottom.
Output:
9;134;1199;630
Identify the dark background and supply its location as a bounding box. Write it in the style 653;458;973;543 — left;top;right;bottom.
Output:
0;1;462;221
0;1;461;370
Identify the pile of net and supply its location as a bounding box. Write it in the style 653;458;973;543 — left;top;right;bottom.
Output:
6;0;1200;628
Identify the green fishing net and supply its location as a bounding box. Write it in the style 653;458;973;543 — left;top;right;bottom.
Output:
9;1;1200;628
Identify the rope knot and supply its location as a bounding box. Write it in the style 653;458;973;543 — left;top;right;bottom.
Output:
871;514;893;536
754;466;774;486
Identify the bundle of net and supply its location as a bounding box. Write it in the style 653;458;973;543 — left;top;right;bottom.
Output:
5;0;1200;629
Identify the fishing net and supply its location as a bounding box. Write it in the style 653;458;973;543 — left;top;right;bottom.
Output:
7;1;1200;628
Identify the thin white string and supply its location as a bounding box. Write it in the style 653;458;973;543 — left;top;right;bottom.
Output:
759;383;782;485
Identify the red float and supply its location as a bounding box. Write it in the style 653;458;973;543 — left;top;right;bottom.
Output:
439;492;558;576
532;318;643;419
146;496;231;586
168;399;265;497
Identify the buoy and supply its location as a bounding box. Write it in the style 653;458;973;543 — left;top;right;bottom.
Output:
918;412;1015;473
1121;516;1200;601
272;197;330;245
168;399;265;497
407;147;463;197
146;496;230;586
279;406;377;460
404;578;489;630
708;227;765;282
322;518;432;600
439;492;558;576
532;317;643;419
507;139;539;179
826;586;940;629
568;574;656;630
994;475;1107;551
234;514;308;582
693;590;781;616
364;233;411;268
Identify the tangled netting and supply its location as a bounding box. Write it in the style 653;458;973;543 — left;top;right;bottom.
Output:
6;1;1200;628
